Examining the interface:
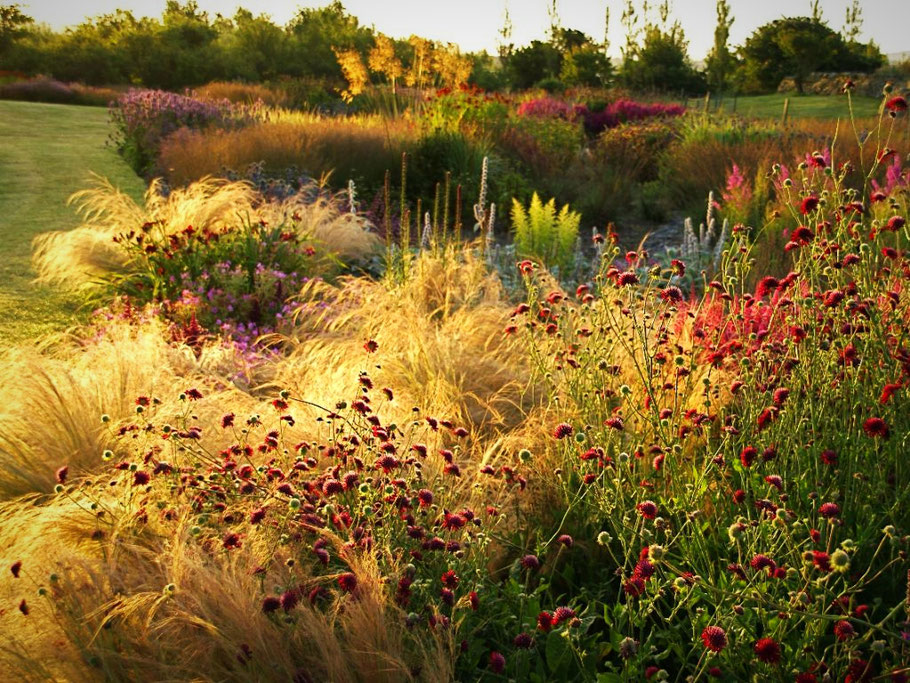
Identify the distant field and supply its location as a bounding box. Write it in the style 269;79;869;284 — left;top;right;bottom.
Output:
685;93;882;119
0;100;144;344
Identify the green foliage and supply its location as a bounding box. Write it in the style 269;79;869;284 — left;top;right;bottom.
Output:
506;40;562;90
704;0;735;93
560;44;612;87
736;16;884;94
510;192;580;273
620;22;705;94
0;3;31;56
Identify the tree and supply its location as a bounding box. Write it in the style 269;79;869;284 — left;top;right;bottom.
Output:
620;21;704;93
506;40;561;89
0;4;32;57
368;33;403;91
704;0;734;93
842;0;862;43
561;43;612;87
736;16;883;94
287;1;373;81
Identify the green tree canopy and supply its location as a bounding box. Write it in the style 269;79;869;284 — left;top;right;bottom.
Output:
736;16;884;94
620;22;704;94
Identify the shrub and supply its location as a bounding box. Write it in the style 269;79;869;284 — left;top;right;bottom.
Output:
0;76;74;103
510;192;580;273
581;98;685;136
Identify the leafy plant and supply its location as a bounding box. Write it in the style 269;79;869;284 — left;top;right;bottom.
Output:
510;192;580;274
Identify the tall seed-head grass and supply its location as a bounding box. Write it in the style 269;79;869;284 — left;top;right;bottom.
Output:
0;317;266;499
282;248;536;443
158;117;416;189
32;175;379;291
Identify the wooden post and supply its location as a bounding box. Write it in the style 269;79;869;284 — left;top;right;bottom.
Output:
781;97;790;126
703;91;711;113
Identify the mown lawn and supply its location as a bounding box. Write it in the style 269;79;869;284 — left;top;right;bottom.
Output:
0;100;144;345
686;92;882;119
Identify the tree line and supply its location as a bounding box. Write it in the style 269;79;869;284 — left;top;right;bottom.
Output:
0;0;886;95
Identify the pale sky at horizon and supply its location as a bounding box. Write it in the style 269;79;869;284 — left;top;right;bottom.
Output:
21;0;910;60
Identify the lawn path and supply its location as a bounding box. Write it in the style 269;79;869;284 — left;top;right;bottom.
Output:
0;100;145;345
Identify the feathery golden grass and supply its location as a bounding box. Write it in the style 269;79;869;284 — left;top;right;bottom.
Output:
31;176;380;291
158;117;416;189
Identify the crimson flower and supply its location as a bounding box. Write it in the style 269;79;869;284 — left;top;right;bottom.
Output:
701;626;727;652
753;637;781;664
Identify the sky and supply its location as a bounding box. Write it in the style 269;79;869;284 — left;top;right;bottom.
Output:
21;0;910;60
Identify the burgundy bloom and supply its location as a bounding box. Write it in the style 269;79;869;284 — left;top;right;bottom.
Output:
249;507;266;524
262;596;281;613
513;632;535;649
552;423;574;439
363;339;378;353
885;96;908;113
537;611;555;631
617;271;639;287
701;626;727;652
56;466;68;484
417;489;434;507
800;196;819;215
753;637;781;664
812;551;832;573
790;225;814;244
10;561;22;578
660;286;683;303
885;216;906;232
820;449;838;466
280;589;299;612
740;446;758;469
441;570;459;589
834;620;855;641
557;534;574;547
521;554;541;570
133;471;150;486
489;651;505;673
223;532;242;550
637;500;658;519
756;276;779;298
338;572;357;592
18;599;28;615
221;413;235;428
880;383;901;404
552;606;577;625
818;502;840;519
750;554;776;573
863;417;889;438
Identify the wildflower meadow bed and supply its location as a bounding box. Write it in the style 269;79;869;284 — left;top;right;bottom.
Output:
0;90;909;682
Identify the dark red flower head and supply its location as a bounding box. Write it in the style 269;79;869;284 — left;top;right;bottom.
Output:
863;417;889;438
701;625;727;652
753;637;781;664
834;620;855;641
553;423;573;439
885;96;908;113
637;500;658;519
338;572;358;592
800;196;819;215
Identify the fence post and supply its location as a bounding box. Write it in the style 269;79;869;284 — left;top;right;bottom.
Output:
781;97;790;126
703;91;711;113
